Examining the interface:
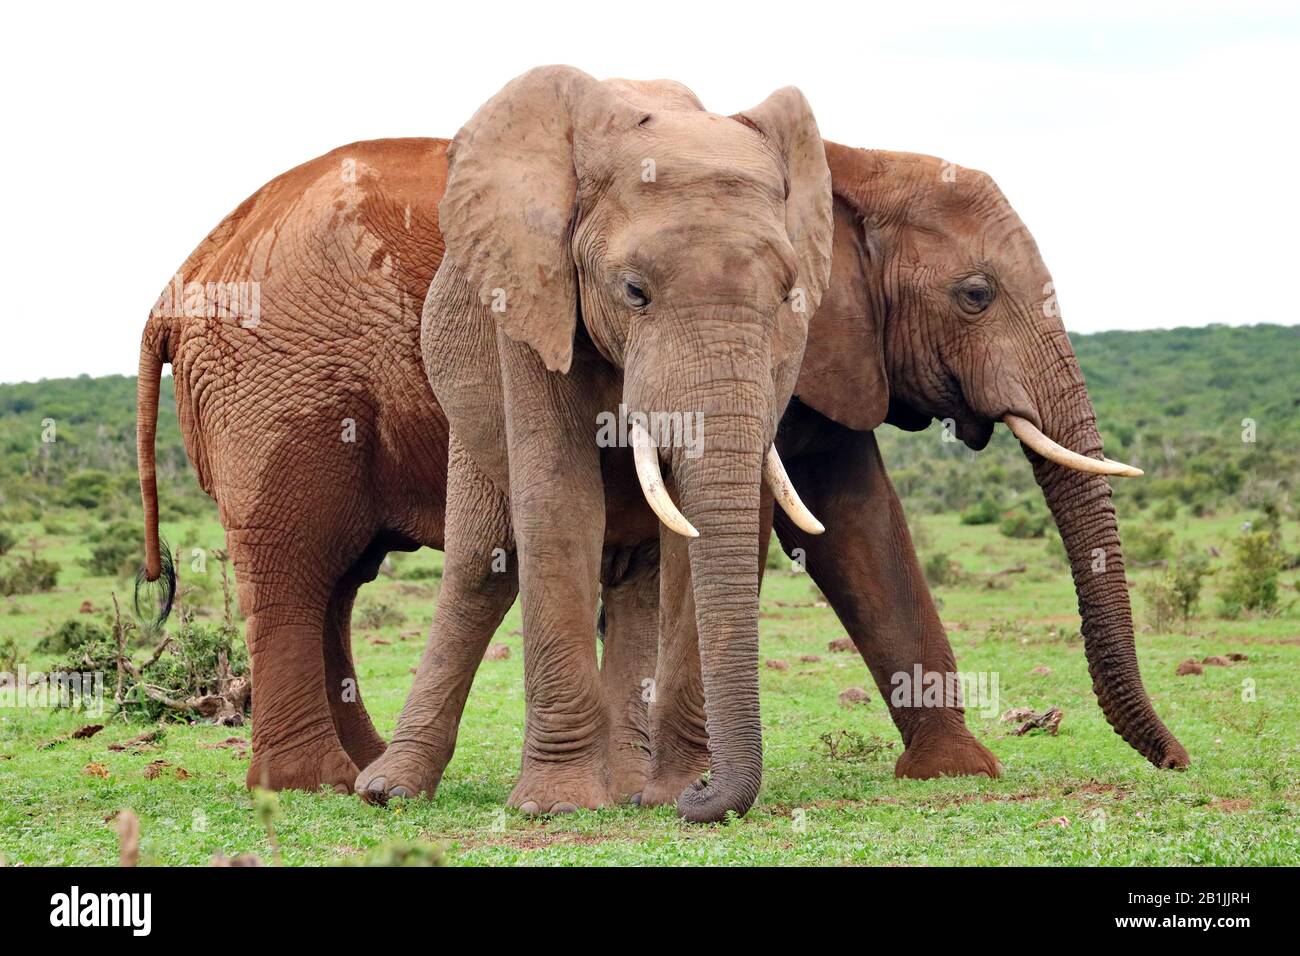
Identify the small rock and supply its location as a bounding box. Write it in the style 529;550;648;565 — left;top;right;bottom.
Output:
484;644;510;661
1176;659;1204;676
838;687;870;706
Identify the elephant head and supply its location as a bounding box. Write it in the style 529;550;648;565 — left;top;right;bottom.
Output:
428;67;834;820
795;144;1188;770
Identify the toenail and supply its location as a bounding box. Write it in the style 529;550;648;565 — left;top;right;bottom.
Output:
630;792;643;806
519;800;541;815
390;786;410;799
551;802;578;814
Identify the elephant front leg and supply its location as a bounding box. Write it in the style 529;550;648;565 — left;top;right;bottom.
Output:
509;485;614;814
598;542;661;802
356;439;518;803
775;429;1001;780
496;363;616;813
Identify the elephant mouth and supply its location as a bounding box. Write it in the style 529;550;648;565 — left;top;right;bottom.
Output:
958;419;995;451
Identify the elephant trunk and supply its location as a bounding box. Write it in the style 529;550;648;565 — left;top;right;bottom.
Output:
670;409;766;822
1023;348;1189;769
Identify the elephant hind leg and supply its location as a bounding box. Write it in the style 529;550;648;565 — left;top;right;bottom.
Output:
241;587;359;794
322;564;388;772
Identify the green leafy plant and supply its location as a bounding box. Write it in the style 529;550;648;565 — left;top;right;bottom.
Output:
1219;530;1284;617
0;555;60;595
355;599;406;630
959;496;1001;526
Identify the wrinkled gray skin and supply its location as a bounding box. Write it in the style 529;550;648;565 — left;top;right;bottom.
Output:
354;66;834;823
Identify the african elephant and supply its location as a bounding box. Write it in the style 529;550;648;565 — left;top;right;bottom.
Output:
638;144;1190;803
353;67;833;823
137;67;835;822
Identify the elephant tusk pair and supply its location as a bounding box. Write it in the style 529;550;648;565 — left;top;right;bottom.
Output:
1003;414;1143;478
630;422;826;538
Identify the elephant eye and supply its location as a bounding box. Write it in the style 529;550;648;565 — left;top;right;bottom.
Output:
953;274;995;315
623;280;650;309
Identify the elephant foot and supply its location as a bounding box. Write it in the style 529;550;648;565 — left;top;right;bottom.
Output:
894;715;1002;780
247;737;359;794
636;743;710;807
508;762;614;816
636;768;707;808
607;740;652;804
354;744;442;805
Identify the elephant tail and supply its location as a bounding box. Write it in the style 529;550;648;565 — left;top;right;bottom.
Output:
134;325;176;627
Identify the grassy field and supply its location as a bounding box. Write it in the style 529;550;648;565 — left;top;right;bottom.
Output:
1;500;1296;867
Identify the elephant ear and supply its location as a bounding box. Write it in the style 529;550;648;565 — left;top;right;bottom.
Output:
439;65;638;374
732;88;834;374
792;144;890;433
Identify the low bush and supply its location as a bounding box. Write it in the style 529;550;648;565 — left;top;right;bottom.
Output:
0;555;60;595
1219;530;1283;617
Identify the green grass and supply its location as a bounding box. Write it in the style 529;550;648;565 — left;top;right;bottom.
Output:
1;507;1296;866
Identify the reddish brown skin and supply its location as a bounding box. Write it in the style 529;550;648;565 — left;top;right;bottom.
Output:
139;136;1185;804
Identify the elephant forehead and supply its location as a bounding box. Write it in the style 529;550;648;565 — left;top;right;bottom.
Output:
589;115;785;198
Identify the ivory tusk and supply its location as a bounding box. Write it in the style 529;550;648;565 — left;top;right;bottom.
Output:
764;445;826;534
631;422;699;538
1003;414;1143;477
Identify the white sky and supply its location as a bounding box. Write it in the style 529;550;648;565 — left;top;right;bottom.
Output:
2;0;1297;383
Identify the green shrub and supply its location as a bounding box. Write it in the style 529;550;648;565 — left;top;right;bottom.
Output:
356;599;406;630
1219;531;1283;617
0;555;60;595
1139;552;1210;632
61;470;114;509
999;506;1049;539
1153;499;1178;521
0;526;15;555
1138;576;1178;632
1170;550;1211;619
1126;525;1173;564
36;618;109;655
922;551;968;588
959;497;1001;526
82;534;143;578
